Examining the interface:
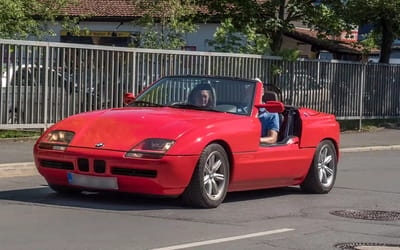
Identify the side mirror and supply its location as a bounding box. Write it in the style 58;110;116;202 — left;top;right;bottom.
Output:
255;101;284;113
124;93;136;105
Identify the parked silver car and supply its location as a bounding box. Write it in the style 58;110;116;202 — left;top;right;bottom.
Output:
277;72;332;110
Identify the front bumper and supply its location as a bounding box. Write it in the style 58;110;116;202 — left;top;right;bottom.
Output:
34;145;199;196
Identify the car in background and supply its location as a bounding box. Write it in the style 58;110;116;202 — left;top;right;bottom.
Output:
278;72;332;111
33;75;340;208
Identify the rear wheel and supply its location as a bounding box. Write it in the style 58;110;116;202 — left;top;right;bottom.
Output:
182;144;230;208
301;140;337;193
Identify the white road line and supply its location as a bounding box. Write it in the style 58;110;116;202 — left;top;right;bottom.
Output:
151;228;295;250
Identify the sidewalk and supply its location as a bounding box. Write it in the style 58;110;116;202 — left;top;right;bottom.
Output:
0;128;400;177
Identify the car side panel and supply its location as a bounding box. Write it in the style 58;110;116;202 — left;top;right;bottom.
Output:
228;144;315;191
298;108;340;149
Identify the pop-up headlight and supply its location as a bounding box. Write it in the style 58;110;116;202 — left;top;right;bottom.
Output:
39;130;75;151
125;139;175;159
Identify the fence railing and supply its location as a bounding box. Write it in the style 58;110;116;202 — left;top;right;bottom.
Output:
1;38;400;129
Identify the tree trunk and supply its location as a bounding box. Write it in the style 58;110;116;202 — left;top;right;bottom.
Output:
270;31;283;54
379;20;394;64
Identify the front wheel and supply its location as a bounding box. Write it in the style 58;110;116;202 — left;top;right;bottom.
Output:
300;140;337;194
182;144;230;208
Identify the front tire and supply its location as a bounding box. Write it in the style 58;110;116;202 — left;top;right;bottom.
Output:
301;140;337;193
182;144;230;208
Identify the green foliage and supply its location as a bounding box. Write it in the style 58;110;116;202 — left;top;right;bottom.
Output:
358;31;380;55
132;0;198;49
208;18;270;54
0;0;71;39
0;130;41;138
203;0;350;53
325;0;400;63
275;48;300;62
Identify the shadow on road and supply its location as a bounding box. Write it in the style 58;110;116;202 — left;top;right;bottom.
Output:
0;185;305;210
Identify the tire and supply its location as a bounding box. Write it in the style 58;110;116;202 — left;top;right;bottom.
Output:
300;140;337;194
182;144;230;208
49;184;82;195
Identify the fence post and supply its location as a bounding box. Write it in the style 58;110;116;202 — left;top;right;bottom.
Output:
43;44;49;129
132;51;136;94
289;61;295;106
359;64;366;130
207;55;211;75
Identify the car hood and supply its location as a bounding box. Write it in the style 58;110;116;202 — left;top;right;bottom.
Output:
54;107;243;151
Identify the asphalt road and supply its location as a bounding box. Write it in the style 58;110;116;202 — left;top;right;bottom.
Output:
0;150;399;250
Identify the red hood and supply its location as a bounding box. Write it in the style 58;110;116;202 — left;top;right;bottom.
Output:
52;107;240;151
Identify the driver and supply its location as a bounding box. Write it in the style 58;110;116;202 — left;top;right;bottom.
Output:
188;84;215;108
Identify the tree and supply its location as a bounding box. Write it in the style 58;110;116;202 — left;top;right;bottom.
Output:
0;0;72;39
208;18;270;54
333;0;400;63
202;0;347;54
132;0;198;49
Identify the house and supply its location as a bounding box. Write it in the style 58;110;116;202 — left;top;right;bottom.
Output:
45;0;217;51
44;0;369;61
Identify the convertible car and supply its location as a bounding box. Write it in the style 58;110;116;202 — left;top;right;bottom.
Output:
33;75;340;208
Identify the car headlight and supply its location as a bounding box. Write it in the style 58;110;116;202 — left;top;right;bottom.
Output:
38;130;75;151
125;139;175;159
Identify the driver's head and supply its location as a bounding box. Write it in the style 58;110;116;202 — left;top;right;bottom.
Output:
194;89;211;107
190;83;214;107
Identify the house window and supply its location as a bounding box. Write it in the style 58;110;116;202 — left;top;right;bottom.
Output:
60;31;140;47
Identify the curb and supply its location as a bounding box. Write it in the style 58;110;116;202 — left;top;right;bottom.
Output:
1;145;400;178
0;162;38;178
340;145;400;153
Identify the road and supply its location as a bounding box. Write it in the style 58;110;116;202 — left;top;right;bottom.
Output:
0;150;399;250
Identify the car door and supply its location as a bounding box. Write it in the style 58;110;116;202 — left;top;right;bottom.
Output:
229;139;315;191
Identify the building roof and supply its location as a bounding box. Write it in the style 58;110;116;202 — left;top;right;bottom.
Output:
286;28;369;55
62;0;139;18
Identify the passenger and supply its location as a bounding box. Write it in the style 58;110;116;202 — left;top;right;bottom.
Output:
188;84;215;108
258;84;280;144
259;108;279;144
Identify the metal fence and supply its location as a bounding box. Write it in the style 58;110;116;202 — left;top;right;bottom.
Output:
1;38;400;129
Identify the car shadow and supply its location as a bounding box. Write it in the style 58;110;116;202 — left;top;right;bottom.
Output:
0;185;185;211
0;185;305;211
224;186;304;204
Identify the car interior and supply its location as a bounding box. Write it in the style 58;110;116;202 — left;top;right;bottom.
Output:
260;90;301;147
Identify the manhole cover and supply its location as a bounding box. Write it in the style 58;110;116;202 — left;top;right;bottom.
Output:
335;242;400;249
330;209;400;221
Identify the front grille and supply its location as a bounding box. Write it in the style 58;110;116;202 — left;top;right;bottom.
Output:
41;160;74;170
78;158;89;172
111;167;157;178
94;160;106;173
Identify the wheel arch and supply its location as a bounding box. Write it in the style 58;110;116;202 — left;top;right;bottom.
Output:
321;137;340;162
206;139;234;182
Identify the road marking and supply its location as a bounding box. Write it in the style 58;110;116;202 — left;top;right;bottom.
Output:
151;228;295;250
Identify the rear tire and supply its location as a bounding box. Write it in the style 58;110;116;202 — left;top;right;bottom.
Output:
300;140;337;193
182;144;230;208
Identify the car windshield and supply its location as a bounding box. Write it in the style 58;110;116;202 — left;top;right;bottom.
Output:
129;76;257;115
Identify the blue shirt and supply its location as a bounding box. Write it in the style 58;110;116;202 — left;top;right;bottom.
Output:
258;109;280;137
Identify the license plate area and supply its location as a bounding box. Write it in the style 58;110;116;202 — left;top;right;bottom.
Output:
67;173;118;190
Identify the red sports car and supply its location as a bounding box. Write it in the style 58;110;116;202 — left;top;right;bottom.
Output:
34;76;340;208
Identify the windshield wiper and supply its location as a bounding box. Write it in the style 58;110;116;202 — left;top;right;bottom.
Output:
130;100;165;107
168;103;221;112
